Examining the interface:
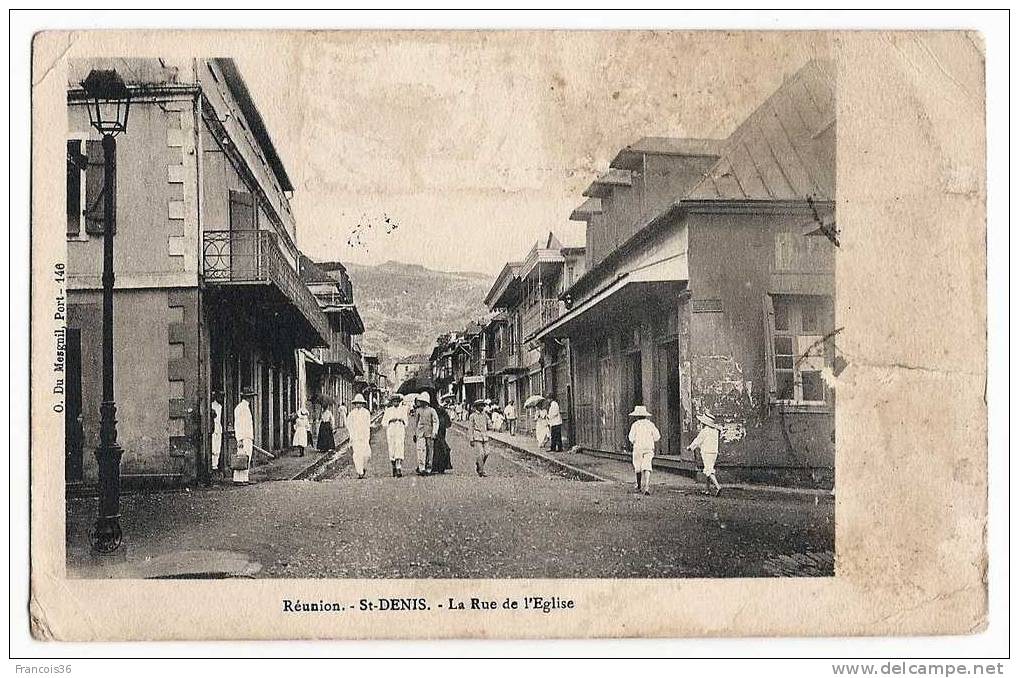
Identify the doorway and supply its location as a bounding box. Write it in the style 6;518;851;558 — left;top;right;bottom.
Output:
625;350;642;414
64;328;83;483
657;339;682;457
259;360;271;450
598;355;617;450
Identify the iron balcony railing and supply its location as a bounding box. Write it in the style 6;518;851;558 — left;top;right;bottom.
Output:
203;229;330;342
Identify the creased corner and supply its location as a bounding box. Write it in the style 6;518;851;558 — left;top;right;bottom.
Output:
28;589;57;641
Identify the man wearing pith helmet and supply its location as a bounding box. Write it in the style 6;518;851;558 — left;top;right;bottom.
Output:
627;404;660;496
412;391;438;475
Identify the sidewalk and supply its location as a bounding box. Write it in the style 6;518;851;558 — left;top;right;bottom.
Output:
249;430;350;483
457;422;834;501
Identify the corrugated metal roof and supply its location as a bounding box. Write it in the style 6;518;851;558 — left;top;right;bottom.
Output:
569;197;603;222
484;261;523;309
685;60;835;202
582;168;633;197
610;137;723;169
213;59;294;193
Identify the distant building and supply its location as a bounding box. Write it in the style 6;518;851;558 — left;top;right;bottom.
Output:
484;233;586;436
535;60;836;486
297;256;365;417
393;354;430;387
429;332;463;400
460;322;487;405
361;353;382;410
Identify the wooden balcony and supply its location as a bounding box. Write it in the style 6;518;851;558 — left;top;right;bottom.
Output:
203;229;330;346
522;298;562;338
320;341;358;374
490;344;525;374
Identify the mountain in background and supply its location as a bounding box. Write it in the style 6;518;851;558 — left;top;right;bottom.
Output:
345;260;494;379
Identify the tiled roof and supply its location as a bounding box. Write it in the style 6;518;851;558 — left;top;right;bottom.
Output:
685;60;836;202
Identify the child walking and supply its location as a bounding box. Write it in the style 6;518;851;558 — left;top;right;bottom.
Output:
468;399;491;477
688;410;723;496
627;405;660;495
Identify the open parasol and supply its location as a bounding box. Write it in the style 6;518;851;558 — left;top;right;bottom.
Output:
523;394;546;408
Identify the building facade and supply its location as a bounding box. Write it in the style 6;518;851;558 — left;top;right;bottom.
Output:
535;60;836;487
484;233;585;436
296;256;365;424
461;322;487;405
65;58;330;487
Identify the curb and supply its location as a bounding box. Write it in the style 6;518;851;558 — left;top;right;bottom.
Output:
288;434;350;481
577;442;833;500
452;422;611;483
451;423;834;500
292;412;381;481
722;483;835;501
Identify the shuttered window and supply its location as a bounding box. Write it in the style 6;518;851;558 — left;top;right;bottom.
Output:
66;140;87;236
763;294;833;406
83;139;114;235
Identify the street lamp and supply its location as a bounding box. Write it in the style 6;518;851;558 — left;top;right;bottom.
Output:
81;69;130;553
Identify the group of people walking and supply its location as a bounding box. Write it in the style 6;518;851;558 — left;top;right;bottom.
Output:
379;389;453;478
212;384;723;497
290;400;343;458
449;394;564;452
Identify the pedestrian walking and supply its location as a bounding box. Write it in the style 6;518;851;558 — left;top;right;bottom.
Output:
627;405;660;495
535;402;550;449
316;403;336;452
232;387;256;485
382;394;407;477
546;394;563;452
336;401;348;430
429;388;454;474
490;408;505;432
210;392;223;475
688;411;723;496
292;403;311;457
346;393;372;478
413;391;438;475
504;400;517;436
469;399;491;476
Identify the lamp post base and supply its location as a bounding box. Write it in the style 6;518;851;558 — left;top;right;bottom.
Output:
90;513;123;554
92;417;124;554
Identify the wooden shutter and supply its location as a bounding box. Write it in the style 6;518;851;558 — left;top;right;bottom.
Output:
83;140;113;235
762;294;777;405
66;141;85;236
228;190;256;230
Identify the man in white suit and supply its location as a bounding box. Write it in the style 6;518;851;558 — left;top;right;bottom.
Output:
232;387;256;485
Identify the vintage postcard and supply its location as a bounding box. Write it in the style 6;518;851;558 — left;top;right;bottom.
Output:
29;29;986;640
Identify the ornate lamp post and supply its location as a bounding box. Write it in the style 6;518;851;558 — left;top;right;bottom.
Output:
81;69;130;553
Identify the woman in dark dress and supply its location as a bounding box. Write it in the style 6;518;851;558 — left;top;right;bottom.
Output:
425;387;453;474
316;401;336;452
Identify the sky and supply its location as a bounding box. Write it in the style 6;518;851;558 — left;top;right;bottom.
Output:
239;31;830;275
